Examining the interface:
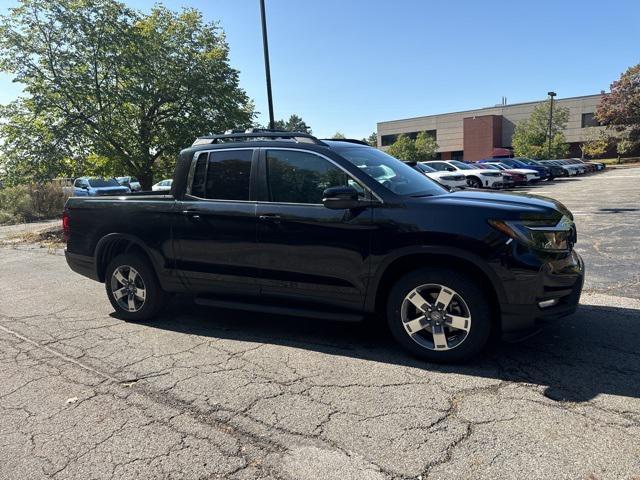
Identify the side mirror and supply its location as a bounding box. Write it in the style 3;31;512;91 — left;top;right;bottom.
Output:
322;186;361;210
447;167;456;172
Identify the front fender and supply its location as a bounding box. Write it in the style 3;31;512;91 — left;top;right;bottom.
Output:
364;245;507;312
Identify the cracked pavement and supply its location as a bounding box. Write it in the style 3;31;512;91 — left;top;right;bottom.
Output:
1;167;639;479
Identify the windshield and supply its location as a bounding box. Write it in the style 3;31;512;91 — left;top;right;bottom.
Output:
416;163;436;173
88;178;120;188
513;158;538;167
449;160;474;170
483;164;501;171
336;146;446;197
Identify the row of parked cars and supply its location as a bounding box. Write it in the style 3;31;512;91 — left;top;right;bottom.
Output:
70;176;173;196
412;157;605;190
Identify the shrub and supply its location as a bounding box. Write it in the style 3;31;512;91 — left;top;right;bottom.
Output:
0;182;68;224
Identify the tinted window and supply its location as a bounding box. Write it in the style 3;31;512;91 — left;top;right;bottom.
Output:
416;163;436;173
88;178;119;187
581;113;599;128
266;150;351;204
426;162;448;171
191;149;253;200
449;161;473;170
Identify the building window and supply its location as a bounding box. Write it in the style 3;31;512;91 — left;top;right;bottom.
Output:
381;130;436;146
451;151;464;161
381;134;397;146
581;113;599;128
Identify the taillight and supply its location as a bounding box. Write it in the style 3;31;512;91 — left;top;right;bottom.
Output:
62;210;71;242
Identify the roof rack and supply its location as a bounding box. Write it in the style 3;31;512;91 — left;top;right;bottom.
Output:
192;128;325;146
321;138;369;146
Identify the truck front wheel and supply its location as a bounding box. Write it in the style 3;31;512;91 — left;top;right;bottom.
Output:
105;253;165;321
386;267;493;363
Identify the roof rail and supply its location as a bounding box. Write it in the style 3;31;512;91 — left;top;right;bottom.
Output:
321;138;369;146
193;129;324;146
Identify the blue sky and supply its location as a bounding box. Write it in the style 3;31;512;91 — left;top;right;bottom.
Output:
0;0;638;139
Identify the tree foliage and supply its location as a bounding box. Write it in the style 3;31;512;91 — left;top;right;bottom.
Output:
272;114;312;133
579;128;609;159
364;132;377;147
331;131;346;139
512;100;569;159
386;132;438;162
414;132;439;161
0;0;254;188
596;64;640;149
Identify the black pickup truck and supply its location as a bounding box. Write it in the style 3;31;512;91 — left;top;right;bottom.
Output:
64;131;584;362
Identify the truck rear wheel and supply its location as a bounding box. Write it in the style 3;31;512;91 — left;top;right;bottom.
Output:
386;267;492;363
105;253;165;321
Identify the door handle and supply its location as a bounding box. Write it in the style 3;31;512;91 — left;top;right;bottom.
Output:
259;214;282;224
182;209;202;221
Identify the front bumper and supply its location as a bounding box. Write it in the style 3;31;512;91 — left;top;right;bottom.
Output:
499;250;584;341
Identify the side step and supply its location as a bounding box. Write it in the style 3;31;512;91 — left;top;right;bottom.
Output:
194;297;363;322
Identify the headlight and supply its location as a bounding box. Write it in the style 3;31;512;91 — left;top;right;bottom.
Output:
479;172;501;177
489;216;576;251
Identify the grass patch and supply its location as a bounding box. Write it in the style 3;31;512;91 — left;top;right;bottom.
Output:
1;225;65;249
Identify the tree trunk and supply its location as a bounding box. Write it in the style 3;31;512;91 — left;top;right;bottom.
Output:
138;172;154;191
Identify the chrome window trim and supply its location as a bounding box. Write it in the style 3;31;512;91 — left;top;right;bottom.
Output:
261;147;383;205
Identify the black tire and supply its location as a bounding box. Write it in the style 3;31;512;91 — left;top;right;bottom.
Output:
105;253;165;321
386;267;493;363
467;176;482;189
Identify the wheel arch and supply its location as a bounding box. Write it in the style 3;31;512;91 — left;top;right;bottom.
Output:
368;247;505;327
94;233;159;282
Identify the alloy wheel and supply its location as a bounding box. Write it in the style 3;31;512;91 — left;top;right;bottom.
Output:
400;284;472;351
110;265;146;312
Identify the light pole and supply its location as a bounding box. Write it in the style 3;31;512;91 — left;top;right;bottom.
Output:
547;91;556;159
259;0;275;130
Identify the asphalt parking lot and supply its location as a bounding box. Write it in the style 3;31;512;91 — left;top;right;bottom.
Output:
1;167;639;480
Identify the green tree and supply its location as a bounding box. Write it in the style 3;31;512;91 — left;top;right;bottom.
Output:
414;131;438;161
615;132;633;163
579;128;609;159
365;132;377;147
0;0;254;188
511;100;569;159
331;131;346;139
273;114;312;133
386;134;417;162
386;132;438;162
596;64;640;149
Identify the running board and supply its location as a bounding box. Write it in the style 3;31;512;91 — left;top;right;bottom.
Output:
194;297;364;322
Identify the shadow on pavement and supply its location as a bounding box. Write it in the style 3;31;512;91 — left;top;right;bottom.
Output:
136;300;640;403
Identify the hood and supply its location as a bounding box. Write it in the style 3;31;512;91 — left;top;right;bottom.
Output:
421;190;572;221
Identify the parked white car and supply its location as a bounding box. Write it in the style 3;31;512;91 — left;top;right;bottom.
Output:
116;176;141;191
152;179;173;192
415;162;467;189
424;160;504;189
484;162;540;183
557;159;587;174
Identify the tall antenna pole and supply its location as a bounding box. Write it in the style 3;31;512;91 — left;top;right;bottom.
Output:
259;0;275;129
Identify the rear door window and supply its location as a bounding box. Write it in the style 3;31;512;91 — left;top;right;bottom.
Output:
191;149;253;200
